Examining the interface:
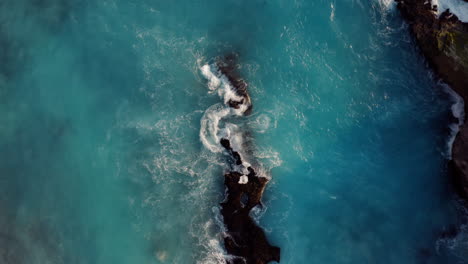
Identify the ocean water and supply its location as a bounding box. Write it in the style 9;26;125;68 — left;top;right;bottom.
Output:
0;0;466;263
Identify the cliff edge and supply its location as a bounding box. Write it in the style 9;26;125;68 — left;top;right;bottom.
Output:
396;0;468;200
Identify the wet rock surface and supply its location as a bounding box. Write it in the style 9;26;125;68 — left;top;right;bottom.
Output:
216;54;280;263
216;54;253;115
221;169;280;264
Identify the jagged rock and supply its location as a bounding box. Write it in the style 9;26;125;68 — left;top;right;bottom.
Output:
216;54;280;263
217;54;253;115
221;171;280;264
220;137;280;263
220;138;243;166
228;99;245;109
220;140;280;263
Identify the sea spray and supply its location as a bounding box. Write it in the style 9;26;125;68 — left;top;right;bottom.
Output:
442;82;465;158
431;0;468;22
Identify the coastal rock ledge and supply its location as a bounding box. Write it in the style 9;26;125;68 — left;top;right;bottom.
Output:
395;0;468;200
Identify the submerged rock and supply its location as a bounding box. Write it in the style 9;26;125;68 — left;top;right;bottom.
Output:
395;0;468;200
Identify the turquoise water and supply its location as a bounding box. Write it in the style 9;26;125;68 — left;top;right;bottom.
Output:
0;0;466;263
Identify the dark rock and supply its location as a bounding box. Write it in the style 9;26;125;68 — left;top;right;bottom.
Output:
395;0;468;201
220;138;244;166
228;99;245;109
217;53;253;115
221;171;280;264
221;138;231;149
216;55;279;263
219;138;280;263
217;54;249;97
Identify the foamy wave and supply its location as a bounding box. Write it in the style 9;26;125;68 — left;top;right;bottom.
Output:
442;83;465;158
196;218;228;264
433;0;468;22
199;62;282;177
254;148;283;172
201;65;222;91
200;104;231;153
199;63;253;155
377;0;396;11
200;64;250;115
436;205;468;260
248;114;273;134
249;204;267;225
198;60;281;261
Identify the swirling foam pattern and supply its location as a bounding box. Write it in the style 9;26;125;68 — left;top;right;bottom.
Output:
0;0;466;263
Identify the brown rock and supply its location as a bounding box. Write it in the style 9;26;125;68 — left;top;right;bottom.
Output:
221;171;280;264
396;0;468;200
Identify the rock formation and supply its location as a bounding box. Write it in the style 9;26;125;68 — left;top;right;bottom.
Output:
395;0;468;200
204;54;280;263
220;140;280;264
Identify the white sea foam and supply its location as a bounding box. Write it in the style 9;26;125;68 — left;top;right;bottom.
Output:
195;217;228;264
330;3;335;22
249;204;266;224
200;104;231;153
248;114;272;134
200;63;271;178
200;64;251;115
238;175;249;184
378;0;396;10
201;64;221;91
436;205;468;259
220;124;244;152
199;64;252;157
433;0;468;22
442;83;465;157
198;61;281;262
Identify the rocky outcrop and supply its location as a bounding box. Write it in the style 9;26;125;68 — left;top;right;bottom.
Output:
214;54;280;263
220;140;281;264
395;0;468;200
216;54;253;115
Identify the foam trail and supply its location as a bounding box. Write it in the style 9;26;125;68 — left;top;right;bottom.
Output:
378;0;396;10
201;65;221;91
196;218;228;264
200;104;231;153
199;63;251;156
201;64;250;114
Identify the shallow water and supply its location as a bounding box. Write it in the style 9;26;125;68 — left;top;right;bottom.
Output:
0;0;466;263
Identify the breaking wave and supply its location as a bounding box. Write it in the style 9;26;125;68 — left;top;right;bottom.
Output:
442;83;465;158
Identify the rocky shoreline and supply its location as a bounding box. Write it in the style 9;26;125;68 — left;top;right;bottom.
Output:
395;0;468;200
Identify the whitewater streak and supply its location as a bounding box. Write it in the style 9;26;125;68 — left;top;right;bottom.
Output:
200;63;252;174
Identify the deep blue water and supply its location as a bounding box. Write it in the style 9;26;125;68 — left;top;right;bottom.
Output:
0;0;466;263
